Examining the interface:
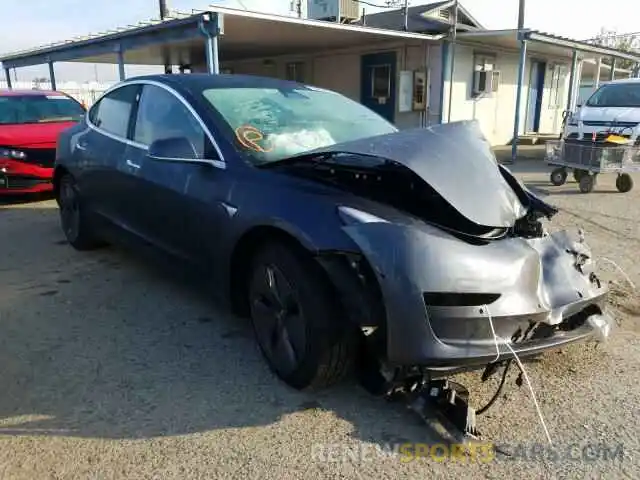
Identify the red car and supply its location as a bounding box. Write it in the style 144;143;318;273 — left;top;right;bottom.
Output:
0;89;85;194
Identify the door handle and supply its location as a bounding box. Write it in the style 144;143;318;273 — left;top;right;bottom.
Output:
76;142;87;151
126;159;141;169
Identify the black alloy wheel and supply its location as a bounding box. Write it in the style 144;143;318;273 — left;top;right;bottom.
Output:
57;175;103;250
247;243;354;390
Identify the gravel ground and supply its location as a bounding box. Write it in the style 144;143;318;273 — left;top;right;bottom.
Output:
0;164;639;479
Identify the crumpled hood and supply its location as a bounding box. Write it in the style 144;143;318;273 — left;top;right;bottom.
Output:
308;120;527;227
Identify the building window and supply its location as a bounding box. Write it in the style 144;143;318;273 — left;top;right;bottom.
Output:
371;65;391;98
286;62;306;83
472;53;499;95
549;64;568;107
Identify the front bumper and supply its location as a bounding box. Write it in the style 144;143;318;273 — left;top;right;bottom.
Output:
344;223;612;368
0;159;53;194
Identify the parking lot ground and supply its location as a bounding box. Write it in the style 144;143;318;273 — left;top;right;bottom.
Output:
1;166;639;479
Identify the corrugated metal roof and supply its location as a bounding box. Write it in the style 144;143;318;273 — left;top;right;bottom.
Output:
1;10;196;58
457;28;640;63
2;4;636;67
0;5;441;64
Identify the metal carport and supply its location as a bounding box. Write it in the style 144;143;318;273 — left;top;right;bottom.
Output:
0;6;440;88
454;29;640;162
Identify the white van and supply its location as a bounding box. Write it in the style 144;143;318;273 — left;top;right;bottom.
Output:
564;78;640;142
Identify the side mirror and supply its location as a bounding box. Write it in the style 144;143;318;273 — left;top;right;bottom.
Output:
148;137;198;161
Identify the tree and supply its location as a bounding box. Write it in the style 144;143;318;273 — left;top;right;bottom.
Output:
590;28;640;71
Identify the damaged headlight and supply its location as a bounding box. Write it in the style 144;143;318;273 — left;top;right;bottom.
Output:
337;206;389;225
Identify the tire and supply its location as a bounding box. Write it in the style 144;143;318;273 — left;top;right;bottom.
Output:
550;168;567;186
573;169;587;182
579;174;596;194
57;174;104;250
616;173;634;193
247;243;354;390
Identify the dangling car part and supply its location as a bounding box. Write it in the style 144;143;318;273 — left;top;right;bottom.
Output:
54;75;615;438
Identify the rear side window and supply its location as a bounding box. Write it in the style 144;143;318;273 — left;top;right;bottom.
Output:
90;85;139;138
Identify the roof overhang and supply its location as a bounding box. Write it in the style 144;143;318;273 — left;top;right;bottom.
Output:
0;6;441;69
457;29;640;63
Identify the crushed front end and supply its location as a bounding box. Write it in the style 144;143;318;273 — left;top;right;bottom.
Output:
304;120;615;439
344;221;612;370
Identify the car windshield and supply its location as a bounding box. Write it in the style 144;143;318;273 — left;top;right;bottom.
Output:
585;82;640;108
0;95;85;125
201;85;398;164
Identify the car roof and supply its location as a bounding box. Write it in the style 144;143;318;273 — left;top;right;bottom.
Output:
0;89;65;97
122;73;310;92
602;77;640;85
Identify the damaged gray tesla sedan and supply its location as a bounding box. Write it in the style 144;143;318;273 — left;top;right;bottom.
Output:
298;120;614;390
55;76;613;413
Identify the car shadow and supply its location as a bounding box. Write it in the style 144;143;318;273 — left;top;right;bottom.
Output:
0;192;55;206
525;181;624;197
0;202;460;448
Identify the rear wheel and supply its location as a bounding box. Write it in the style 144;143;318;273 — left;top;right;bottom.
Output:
57;175;104;250
247;243;354;390
616;173;634;193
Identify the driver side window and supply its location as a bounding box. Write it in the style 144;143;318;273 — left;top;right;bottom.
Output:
133;84;212;159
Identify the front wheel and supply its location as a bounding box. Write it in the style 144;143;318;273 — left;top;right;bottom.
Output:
57;175;104;250
247;243;354;390
550;168;567;186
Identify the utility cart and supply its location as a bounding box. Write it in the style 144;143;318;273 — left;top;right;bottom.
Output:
545;138;640;193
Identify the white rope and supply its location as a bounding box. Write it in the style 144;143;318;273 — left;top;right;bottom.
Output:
599;257;636;291
485;305;501;364
484;304;554;446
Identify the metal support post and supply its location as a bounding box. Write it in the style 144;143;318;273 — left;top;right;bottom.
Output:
200;13;223;75
4;68;11;89
117;47;126;81
609;58;616;81
48;61;57;91
594;57;602;89
566;50;578;113
510;37;528;163
439;41;450;124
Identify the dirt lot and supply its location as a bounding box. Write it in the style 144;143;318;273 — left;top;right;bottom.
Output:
1;163;639;479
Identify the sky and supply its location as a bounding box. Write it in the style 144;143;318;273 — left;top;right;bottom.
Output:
2;0;639;82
